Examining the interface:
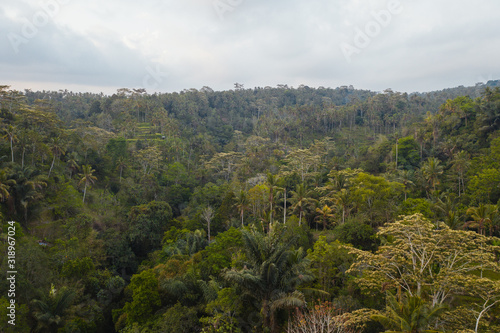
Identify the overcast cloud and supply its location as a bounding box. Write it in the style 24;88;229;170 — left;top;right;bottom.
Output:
1;0;499;94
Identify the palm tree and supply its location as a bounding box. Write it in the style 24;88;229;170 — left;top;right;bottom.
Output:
464;204;497;236
421;157;443;194
48;137;66;177
3;125;17;163
333;189;351;224
0;168;15;202
78;164;97;204
396;170;415;201
18;130;30;168
414;128;426;161
224;230;313;333
235;190;249;227
115;156;127;182
66;153;79;179
266;173;282;228
10;166;47;223
315;204;335;230
289;183;316;226
372;292;447;333
451;151;470;197
32;284;76;333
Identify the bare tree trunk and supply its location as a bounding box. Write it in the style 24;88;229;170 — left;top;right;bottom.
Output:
10;137;14;163
283;188;287;224
48;155;56;177
83;182;87;203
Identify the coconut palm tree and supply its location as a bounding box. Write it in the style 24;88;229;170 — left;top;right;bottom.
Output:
421;157;443;194
289;183;316;226
115;156;127;183
315;204;335;230
266;173;282;227
0;168;15;202
78;164;97;204
32;284;76;333
451;151;470;197
372;292;447;333
48;137;66;177
396;169;415;201
10;165;47;224
235;189;249;227
66;153;79;179
224;230;313;333
3;125;17;163
333;189;352;224
464;204;498;236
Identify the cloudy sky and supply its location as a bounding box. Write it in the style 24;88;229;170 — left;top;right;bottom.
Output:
1;0;499;94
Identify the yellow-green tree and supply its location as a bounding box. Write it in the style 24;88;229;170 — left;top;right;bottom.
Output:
350;172;404;226
347;214;500;307
315;204;335;230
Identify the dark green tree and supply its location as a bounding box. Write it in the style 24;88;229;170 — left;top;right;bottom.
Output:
224;230;313;333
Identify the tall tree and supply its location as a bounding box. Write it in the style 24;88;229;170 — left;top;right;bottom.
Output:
315;204;335;230
348;214;499;307
451;151;470;197
48;137;66;177
3;125;17;163
0;168;15;202
464;204;498;236
371;292;447;333
31;284;76;333
289;183;316;226
266;173;282;228
201;206;215;242
224;230;313;333
421;157;443;194
78;164;97;204
235;189;248;227
115;156;127;183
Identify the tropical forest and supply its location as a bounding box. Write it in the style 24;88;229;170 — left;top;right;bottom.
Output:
0;81;500;333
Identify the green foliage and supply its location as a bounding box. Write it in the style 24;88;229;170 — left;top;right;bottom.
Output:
31;284;76;332
106;137;127;162
307;236;355;297
348;213;500;329
162;226;191;245
333;219;378;251
224;229;313;333
2;83;500;333
161;229;207;258
47;182;83;218
396;136;421;170
372;291;447;333
350;172;404;225
200;315;242;333
153;302;200;333
198;227;243;278
399;198;434;219
128;200;174;256
468;168;500;204
0;297;30;332
61;257;95;279
121;269;161;325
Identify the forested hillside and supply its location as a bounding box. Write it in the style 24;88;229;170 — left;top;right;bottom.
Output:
1;81;499;333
